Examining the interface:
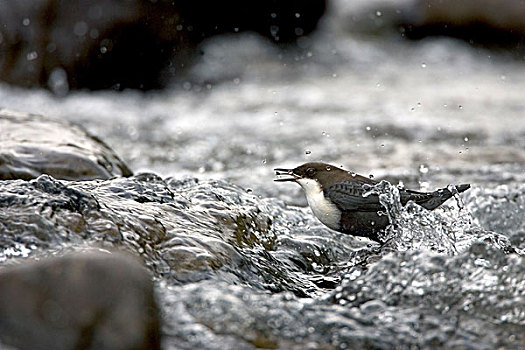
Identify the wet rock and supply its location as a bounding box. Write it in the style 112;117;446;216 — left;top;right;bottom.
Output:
0;173;347;295
163;242;525;349
0;0;326;91
0;109;132;180
0;252;160;350
323;244;525;349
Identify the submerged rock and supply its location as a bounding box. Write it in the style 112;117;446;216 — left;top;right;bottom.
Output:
162;243;525;349
0;109;132;180
0;251;160;350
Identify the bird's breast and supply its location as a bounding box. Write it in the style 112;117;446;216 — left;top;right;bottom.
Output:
297;178;341;230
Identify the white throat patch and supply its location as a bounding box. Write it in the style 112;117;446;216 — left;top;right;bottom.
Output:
296;178;341;230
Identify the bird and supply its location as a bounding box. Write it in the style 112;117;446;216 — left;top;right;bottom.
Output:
274;162;470;242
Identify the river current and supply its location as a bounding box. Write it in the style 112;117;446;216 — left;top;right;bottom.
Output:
1;1;524;349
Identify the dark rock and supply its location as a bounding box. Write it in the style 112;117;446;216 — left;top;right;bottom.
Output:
0;252;160;350
0;0;186;91
178;0;327;44
402;0;525;45
0;0;326;91
340;0;525;47
0;109;132;180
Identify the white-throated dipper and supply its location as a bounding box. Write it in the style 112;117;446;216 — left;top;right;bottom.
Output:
274;162;470;242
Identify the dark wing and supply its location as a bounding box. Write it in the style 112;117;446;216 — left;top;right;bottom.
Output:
400;184;470;210
325;181;383;212
399;189;433;205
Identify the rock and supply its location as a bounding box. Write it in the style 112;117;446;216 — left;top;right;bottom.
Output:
179;0;327;44
0;0;186;91
0;252;160;350
403;0;525;44
0;0;326;91
0;109;132;180
336;0;525;46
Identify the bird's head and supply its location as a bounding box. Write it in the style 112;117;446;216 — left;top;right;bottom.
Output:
274;162;352;188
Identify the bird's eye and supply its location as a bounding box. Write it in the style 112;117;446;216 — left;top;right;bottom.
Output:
306;168;316;177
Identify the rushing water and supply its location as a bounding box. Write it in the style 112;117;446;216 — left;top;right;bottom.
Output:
1;1;524;349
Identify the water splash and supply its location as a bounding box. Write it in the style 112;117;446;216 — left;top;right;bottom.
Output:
363;180;513;255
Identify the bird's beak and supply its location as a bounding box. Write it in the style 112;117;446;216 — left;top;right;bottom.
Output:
274;168;300;182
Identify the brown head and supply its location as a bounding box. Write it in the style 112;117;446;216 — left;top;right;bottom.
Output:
274;162;370;188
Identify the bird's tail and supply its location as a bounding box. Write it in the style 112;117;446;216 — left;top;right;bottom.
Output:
418;184;470;210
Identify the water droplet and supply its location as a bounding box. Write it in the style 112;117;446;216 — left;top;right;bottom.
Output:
417;102;421;107
458;105;463;109
365;126;371;131
305;150;311;155
295;13;301;18
376;11;382;16
26;51;38;61
262;159;267;164
89;28;99;39
464;137;469;142
332;73;337;78
48;67;69;96
74;21;88;36
419;164;429;174
246;188;253;194
421;63;427;68
369;174;374;179
22;18;30;26
233;78;240;85
326;166;331;171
